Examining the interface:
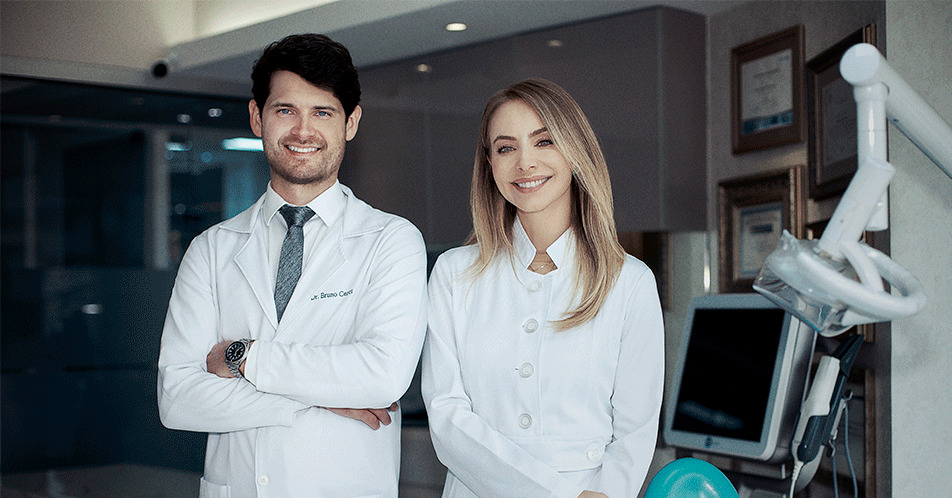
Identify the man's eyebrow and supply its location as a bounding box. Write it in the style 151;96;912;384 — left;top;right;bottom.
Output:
268;102;340;112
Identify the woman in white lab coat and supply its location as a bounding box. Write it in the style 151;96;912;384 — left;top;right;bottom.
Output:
421;78;665;497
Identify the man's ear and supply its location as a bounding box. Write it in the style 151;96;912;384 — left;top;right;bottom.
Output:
345;105;362;141
249;100;263;137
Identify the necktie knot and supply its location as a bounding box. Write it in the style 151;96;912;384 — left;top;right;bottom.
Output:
279;205;315;228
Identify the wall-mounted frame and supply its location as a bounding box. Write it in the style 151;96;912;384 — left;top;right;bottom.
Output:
718;165;805;293
731;25;805;154
806;24;878;199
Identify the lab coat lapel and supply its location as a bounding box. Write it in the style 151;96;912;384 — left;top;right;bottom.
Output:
234;227;280;331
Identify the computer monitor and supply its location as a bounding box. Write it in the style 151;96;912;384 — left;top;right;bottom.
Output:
662;293;815;463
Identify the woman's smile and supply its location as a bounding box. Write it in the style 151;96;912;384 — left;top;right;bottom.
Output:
513;176;551;191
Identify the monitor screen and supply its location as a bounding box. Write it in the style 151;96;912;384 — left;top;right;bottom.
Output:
663;293;814;463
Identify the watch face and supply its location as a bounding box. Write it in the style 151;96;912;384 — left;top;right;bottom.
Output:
224;341;245;362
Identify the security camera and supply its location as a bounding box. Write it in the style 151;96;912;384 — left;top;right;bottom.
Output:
151;60;171;78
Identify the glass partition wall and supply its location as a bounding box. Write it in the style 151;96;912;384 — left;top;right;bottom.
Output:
1;76;267;491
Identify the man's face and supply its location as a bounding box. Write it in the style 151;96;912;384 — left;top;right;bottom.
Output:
249;70;361;195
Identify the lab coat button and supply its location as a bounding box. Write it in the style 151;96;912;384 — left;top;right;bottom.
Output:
523;319;539;333
586;448;604;463
519;363;534;378
527;281;542;292
257;475;269;486
518;413;532;429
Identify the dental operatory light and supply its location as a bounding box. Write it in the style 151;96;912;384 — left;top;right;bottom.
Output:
753;43;952;337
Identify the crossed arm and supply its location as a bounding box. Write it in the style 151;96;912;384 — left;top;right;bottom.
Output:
205;340;398;429
158;221;427;434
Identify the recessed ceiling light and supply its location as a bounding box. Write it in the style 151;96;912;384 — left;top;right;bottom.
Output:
547;39;564;48
416;63;432;73
208;108;223;118
445;22;467;32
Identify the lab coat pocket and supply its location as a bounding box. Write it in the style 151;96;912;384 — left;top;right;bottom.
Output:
199;477;230;498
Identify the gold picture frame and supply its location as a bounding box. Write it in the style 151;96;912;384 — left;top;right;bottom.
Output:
731;26;805;154
718;165;805;293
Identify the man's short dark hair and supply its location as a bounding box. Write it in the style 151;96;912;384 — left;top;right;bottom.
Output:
251;33;361;117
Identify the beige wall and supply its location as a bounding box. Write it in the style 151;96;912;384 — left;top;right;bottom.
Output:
0;0;331;70
885;1;952;495
707;0;885;249
0;0;194;69
193;0;336;38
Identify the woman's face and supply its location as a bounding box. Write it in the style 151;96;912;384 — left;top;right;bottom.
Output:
487;100;573;223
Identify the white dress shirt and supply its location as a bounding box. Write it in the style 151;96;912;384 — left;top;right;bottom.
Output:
422;218;664;498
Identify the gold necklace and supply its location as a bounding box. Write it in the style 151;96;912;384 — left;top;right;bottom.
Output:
529;261;551;272
528;253;556;274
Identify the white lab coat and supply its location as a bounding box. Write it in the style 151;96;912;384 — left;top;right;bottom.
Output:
158;184;427;498
421;220;664;498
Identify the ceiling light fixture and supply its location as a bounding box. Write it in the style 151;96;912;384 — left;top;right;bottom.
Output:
165;141;192;152
416;63;432;73
221;137;263;152
445;22;467;32
547;39;564;48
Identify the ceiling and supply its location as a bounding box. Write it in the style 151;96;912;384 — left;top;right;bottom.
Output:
1;0;738;134
168;0;736;84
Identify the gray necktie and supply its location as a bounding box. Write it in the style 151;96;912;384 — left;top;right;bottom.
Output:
274;205;315;322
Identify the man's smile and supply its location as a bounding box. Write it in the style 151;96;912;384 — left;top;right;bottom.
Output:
285;144;321;153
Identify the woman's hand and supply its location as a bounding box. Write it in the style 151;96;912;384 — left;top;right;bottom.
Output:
578;492;609;498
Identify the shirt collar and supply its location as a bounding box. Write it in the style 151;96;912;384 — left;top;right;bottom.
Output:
512;215;574;272
262;181;345;228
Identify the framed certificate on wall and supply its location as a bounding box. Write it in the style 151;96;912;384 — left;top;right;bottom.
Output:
731;26;805;154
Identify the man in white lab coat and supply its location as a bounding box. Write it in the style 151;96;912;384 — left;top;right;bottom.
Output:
157;34;427;497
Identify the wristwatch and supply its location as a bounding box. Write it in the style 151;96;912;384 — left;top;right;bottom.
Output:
224;338;252;378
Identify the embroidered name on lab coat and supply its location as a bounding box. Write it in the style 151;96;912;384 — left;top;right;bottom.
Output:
312;288;354;300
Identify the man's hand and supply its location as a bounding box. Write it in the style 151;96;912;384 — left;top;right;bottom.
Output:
206;341;235;378
327;402;399;430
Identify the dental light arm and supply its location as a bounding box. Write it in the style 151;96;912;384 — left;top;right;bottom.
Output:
754;43;950;336
824;43;952;249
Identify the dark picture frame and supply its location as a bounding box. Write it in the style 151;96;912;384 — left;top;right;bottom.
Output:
718;165;805;293
806;24;878;199
731;25;805;154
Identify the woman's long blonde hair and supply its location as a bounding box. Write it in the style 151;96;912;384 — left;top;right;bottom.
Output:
467;78;626;330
